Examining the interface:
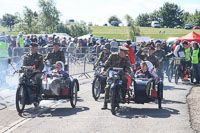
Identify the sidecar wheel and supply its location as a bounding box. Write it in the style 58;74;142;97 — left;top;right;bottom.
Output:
70;81;78;108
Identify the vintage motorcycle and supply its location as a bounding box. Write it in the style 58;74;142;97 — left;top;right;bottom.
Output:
108;67;163;115
8;59;79;114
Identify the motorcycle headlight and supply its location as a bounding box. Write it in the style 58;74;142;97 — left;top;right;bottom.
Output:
114;74;118;78
108;80;112;85
119;80;122;85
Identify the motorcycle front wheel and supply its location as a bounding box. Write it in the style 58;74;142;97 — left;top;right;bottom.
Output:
92;77;101;101
111;88;119;115
16;85;27;114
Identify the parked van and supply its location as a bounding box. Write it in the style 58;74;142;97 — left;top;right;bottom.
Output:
151;21;161;28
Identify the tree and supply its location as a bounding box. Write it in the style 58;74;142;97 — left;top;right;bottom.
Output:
135;13;150;27
159;2;184;28
67;24;91;37
124;15;140;41
124;14;134;26
56;23;70;34
19;7;40;34
149;10;161;23
108;15;121;25
182;12;192;26
192;10;200;26
38;0;60;33
1;13;18;31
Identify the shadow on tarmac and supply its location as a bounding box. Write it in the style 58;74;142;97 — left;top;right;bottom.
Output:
38;106;90;118
164;85;187;90
0;103;7;110
154;99;185;104
116;107;179;119
19;106;89;118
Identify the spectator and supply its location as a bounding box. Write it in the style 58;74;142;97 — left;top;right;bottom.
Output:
61;37;67;47
24;36;31;47
38;36;46;47
44;34;49;45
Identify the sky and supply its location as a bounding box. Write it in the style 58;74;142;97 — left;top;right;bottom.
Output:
0;0;200;25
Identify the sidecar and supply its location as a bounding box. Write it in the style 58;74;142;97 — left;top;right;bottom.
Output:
42;74;79;108
133;78;163;109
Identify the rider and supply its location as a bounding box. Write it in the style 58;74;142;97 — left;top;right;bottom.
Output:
174;41;190;80
45;42;65;66
23;43;44;96
125;40;136;70
101;46;133;110
94;43;111;67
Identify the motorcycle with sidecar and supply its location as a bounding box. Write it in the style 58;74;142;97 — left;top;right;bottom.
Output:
9;59;79;114
108;67;163;115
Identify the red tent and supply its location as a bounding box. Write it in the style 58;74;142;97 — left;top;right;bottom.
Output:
177;31;200;42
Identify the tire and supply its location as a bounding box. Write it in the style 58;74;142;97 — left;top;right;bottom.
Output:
111;88;119;115
168;66;173;82
16;85;26;114
157;81;163;109
70;81;78;108
175;67;179;84
92;77;101;101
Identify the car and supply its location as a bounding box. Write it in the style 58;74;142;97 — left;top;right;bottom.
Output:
174;25;181;29
88;22;93;26
151;21;161;28
185;24;193;29
103;24;108;26
193;26;200;29
111;21;119;26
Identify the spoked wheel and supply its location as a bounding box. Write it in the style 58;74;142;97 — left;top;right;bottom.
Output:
175;67;179;84
16;85;26;114
111;88;119;115
157;81;163;109
70;81;78;108
92;77;101;101
168;66;173;82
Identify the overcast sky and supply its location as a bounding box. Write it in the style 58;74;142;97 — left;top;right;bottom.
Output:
0;0;200;25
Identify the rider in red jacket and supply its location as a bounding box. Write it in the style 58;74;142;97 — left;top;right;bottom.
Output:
125;40;136;69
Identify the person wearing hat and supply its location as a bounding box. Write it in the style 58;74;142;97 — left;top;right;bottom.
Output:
94;43;111;67
101;46;133;109
136;46;159;70
153;42;165;80
23;42;44;98
45;42;65;65
110;40;119;52
191;41;200;84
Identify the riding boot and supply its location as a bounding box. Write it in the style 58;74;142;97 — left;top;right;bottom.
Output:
101;101;107;110
121;89;127;104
